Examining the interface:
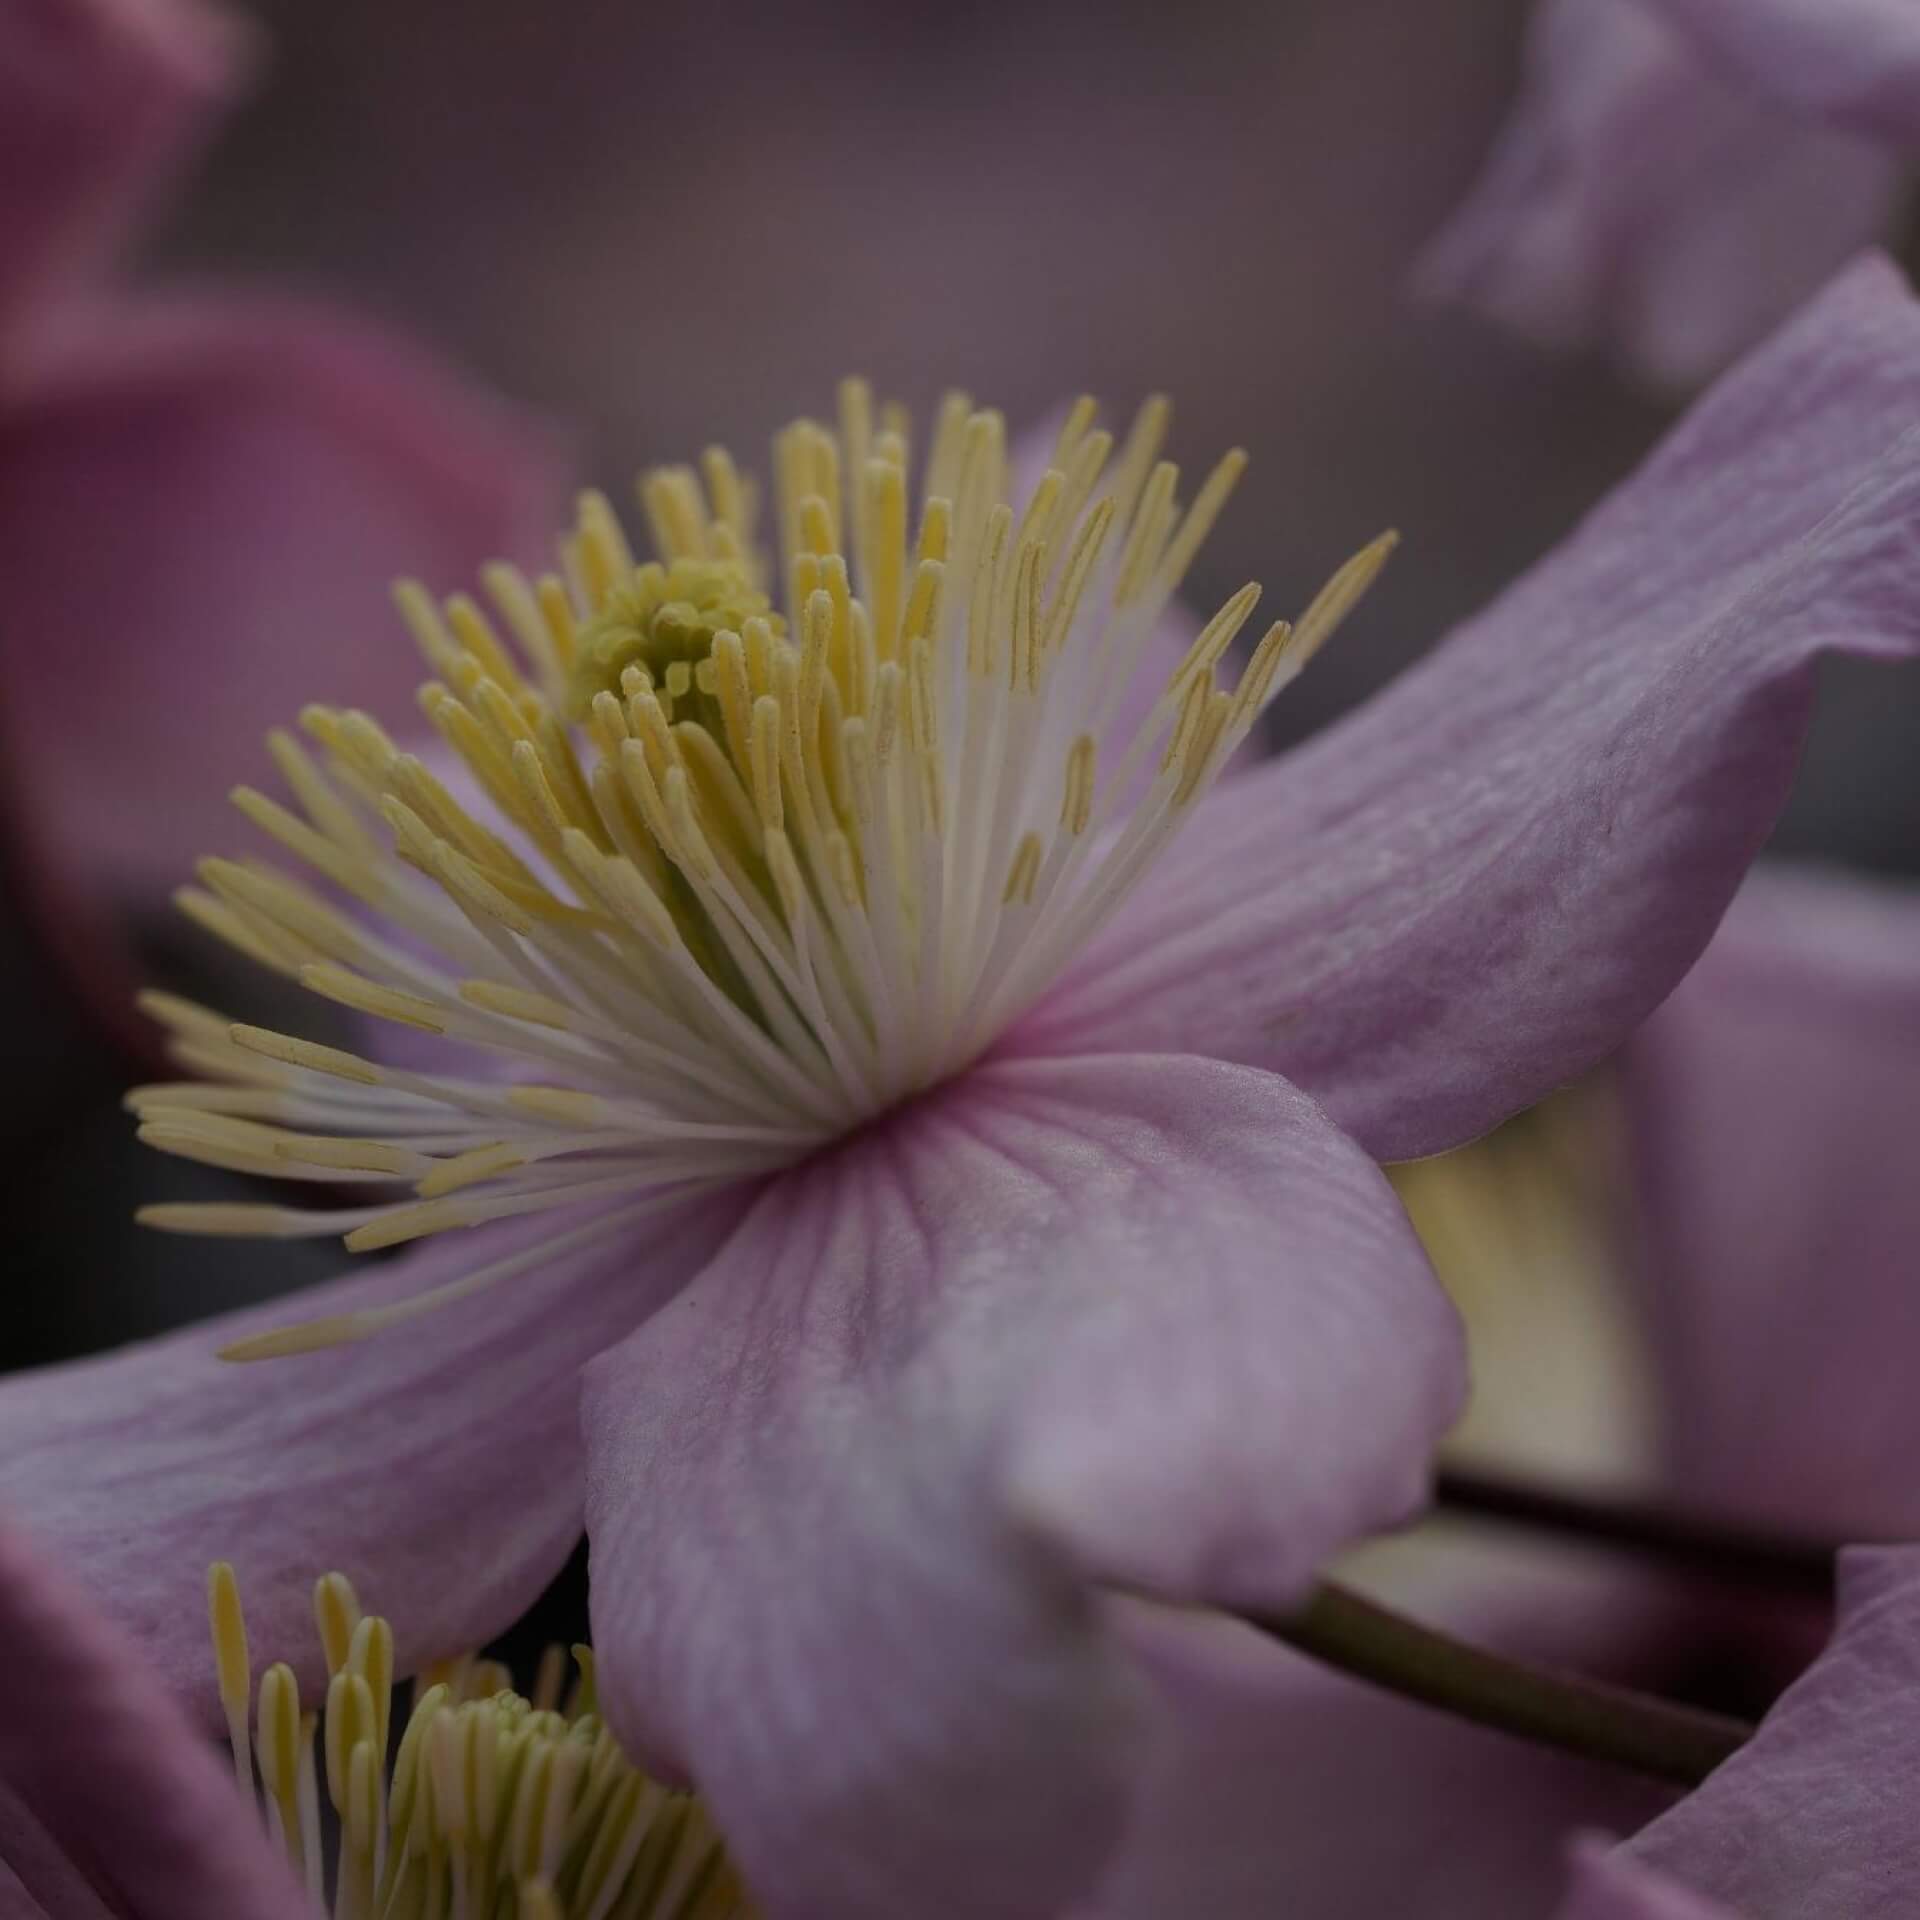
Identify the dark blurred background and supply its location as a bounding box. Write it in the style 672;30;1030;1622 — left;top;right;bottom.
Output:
11;0;1919;1368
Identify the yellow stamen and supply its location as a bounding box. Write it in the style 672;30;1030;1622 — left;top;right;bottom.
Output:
140;383;1391;1350
208;1564;755;1918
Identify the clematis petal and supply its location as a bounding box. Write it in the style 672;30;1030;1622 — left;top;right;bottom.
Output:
1649;0;1920;145
0;0;241;355
1022;253;1920;1164
1560;1838;1742;1919
0;1190;735;1719
0;293;566;1008
1414;0;1905;388
1082;1546;1676;1920
1;1790;112;1920
0;1516;305;1919
581;1052;1463;1920
1626;863;1920;1539
1575;1548;1920;1918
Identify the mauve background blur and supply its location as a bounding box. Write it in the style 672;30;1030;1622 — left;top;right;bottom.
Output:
11;0;1920;1365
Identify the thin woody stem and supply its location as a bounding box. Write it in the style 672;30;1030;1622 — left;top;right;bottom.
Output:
1249;1580;1752;1787
1435;1466;1837;1598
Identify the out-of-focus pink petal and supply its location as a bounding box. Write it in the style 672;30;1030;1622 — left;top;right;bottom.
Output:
1561;1838;1743;1919
1082;1545;1675;1920
581;1052;1462;1920
1;1789;111;1920
1651;0;1920;144
1626;864;1920;1540
1415;0;1904;388
1577;1548;1920;1918
0;1190;734;1718
0;1516;305;1919
1020;254;1920;1164
0;0;241;357
0;292;567;980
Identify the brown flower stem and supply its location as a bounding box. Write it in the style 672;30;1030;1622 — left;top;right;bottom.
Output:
1249;1579;1752;1786
1434;1466;1837;1598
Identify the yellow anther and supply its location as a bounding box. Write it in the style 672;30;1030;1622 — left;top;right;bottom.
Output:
416;1142;525;1199
299;964;447;1035
207;1562;252;1796
866;455;907;661
226;1024;383;1087
1062;734;1097;836
1004;831;1043;906
392;579;463;680
256;1660;302;1822
508;1086;613;1127
576;488;636;603
323;1667;375;1816
749;695;784;832
347;1610;395;1754
1167;581;1263;704
314;1572;361;1679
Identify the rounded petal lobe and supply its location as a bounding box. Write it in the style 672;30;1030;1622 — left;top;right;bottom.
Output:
1626;863;1920;1539
1415;0;1902;387
0;1191;734;1718
0;0;241;353
1024;254;1920;1162
0;1517;306;1919
0;293;567;978
1649;0;1920;143
582;1053;1463;1920
1578;1548;1920;1918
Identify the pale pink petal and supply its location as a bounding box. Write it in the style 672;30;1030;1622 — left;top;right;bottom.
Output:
0;1516;305;1919
1415;0;1903;388
1650;0;1920;143
1626;863;1920;1540
0;0;241;354
0;292;567;981
1561;1839;1744;1919
1021;254;1920;1163
0;1191;735;1718
581;1053;1463;1919
1575;1548;1920;1918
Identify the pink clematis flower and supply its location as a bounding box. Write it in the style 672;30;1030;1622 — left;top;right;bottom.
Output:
1088;860;1920;1918
0;0;565;1040
1416;0;1920;389
5;241;1920;1920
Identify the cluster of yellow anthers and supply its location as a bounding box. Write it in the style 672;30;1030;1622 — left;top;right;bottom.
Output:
132;384;1390;1355
207;1564;752;1919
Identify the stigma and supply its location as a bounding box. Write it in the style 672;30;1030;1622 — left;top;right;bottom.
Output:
207;1562;752;1919
131;383;1390;1352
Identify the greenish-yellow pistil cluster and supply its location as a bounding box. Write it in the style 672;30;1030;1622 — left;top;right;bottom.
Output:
566;556;784;723
208;1563;753;1919
132;380;1393;1358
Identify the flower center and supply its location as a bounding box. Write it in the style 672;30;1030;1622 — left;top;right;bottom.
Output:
207;1562;752;1918
132;382;1389;1354
564;557;784;723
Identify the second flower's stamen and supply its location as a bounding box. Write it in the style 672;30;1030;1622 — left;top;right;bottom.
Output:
142;384;1390;1352
207;1562;753;1919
